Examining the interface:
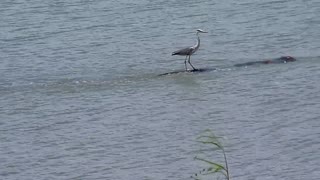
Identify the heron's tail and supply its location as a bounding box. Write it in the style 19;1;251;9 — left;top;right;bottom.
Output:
172;52;177;56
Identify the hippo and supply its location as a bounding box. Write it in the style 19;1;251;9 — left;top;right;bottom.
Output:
159;56;296;76
234;56;296;67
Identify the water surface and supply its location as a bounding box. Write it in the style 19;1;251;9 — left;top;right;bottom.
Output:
1;0;320;179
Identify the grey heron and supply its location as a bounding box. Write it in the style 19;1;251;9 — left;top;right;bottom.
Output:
172;29;208;71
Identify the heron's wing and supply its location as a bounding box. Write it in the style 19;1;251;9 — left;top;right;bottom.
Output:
172;47;194;55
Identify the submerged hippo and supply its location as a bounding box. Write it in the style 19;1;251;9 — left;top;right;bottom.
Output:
234;56;296;67
159;56;296;76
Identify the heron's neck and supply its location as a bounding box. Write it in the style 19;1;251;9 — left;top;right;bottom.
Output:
194;32;200;49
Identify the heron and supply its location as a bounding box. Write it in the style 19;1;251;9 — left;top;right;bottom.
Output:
172;29;208;71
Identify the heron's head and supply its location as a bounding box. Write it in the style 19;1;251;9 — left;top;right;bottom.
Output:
196;29;208;33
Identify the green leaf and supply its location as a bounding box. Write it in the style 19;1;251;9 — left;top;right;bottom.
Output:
196;140;223;149
194;156;227;172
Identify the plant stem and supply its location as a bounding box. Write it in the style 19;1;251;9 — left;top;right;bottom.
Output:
222;148;229;180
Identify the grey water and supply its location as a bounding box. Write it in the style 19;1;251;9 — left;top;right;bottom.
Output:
1;0;320;179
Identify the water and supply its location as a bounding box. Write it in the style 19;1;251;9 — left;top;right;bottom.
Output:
1;0;320;179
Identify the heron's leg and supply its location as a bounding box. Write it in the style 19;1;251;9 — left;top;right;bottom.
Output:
184;56;188;71
188;55;196;70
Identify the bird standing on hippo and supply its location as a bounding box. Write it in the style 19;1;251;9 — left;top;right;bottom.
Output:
172;29;208;71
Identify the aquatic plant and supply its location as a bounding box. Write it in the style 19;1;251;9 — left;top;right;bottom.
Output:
191;129;230;180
